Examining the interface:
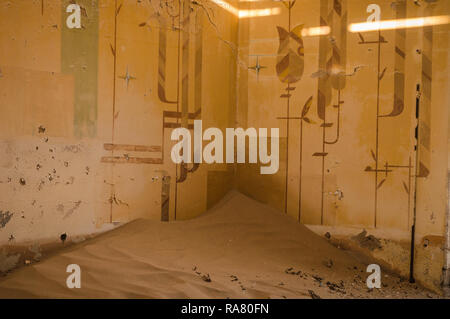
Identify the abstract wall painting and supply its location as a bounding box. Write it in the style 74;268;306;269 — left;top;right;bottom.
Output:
101;0;206;221
312;0;347;225
275;0;302;215
275;0;316;222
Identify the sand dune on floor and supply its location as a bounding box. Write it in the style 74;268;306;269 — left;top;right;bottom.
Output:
0;191;439;298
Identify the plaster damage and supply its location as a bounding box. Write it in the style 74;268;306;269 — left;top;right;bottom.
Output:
352;230;383;251
0;251;20;273
0;211;13;229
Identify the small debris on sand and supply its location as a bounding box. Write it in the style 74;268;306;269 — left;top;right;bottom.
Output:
327;281;346;294
308;290;321;299
312;275;323;284
352;230;382;251
324;259;334;268
285;267;307;279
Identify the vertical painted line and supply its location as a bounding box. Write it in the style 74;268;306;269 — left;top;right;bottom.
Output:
317;0;335;225
181;1;190;129
410;83;421;283
321;106;326;225
285;84;290;215
174;0;182;221
374;29;382;228
298;119;303;222
411;1;435;283
283;5;291;215
445;19;450;291
284;3;293;215
444;170;450;293
320;2;330;225
408;156;412;228
112;0;117;145
110;0;118;223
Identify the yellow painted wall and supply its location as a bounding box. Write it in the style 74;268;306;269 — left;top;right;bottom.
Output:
236;0;450;292
0;0;449;294
0;0;237;245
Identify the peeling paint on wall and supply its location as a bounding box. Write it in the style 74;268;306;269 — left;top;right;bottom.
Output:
0;251;20;273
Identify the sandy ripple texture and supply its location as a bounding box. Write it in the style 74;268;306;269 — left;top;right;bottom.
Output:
0;191;441;299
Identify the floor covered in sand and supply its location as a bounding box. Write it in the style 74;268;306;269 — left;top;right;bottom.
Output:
0;192;441;298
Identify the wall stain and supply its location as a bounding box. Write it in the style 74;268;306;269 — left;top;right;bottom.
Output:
0;211;13;229
0;251;20;273
63;201;82;219
28;243;42;261
63;145;82;153
352;229;382;251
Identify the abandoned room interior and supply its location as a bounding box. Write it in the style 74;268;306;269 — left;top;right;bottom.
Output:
0;0;449;300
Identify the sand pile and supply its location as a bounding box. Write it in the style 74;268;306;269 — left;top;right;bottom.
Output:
0;191;438;298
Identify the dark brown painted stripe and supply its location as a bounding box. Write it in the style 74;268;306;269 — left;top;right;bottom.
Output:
395;46;405;59
101;157;163;164
333;0;341;16
163;123;194;130
164;109;201;119
104;144;162;152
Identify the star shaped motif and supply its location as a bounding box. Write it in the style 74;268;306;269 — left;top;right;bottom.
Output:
248;56;267;81
119;66;137;89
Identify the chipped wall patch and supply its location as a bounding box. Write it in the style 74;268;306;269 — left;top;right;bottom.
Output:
0;251;20;273
28;243;42;261
0;211;13;229
352;229;382;251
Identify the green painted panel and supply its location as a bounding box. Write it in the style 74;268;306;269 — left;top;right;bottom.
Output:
61;0;99;138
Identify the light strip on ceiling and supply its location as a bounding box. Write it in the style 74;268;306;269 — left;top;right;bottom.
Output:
301;26;331;37
210;0;281;18
349;15;450;33
239;7;281;18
